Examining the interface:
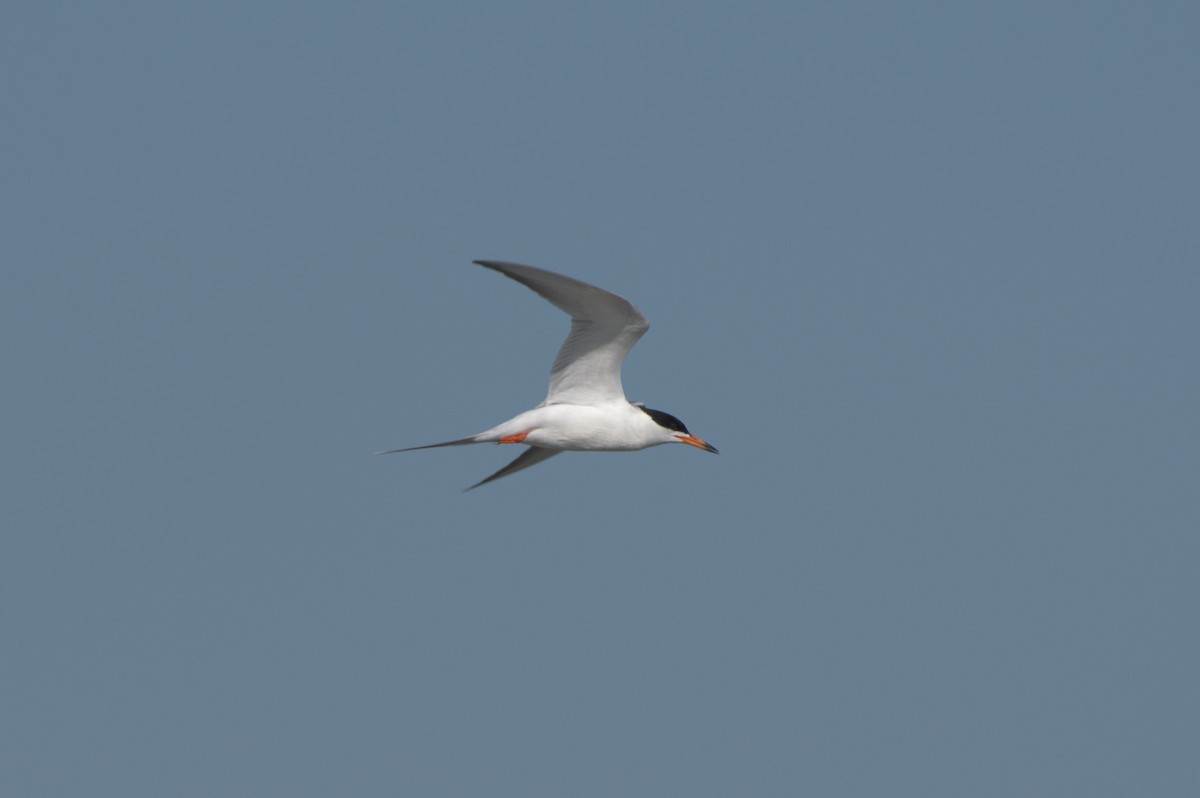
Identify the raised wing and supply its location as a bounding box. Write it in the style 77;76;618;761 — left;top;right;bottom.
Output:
474;260;650;405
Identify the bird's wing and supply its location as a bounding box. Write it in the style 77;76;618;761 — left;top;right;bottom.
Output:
465;446;562;491
474;260;650;405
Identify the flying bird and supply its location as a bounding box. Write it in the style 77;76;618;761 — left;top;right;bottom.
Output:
379;260;718;490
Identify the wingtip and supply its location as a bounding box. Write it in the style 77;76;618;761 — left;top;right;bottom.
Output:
474;259;535;274
463;474;494;492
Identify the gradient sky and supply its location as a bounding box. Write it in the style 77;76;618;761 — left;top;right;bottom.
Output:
4;2;1197;796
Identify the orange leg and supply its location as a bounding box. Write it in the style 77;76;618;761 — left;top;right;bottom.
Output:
498;431;530;444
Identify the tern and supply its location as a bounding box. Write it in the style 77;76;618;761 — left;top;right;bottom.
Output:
380;260;718;490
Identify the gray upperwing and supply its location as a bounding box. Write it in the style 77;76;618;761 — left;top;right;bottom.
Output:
465;446;563;492
473;260;649;405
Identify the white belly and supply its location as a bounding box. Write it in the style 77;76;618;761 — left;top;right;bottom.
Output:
487;403;659;451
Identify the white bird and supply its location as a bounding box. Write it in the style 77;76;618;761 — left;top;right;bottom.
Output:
379;260;718;490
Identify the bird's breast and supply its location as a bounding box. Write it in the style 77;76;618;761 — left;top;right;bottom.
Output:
521;404;654;451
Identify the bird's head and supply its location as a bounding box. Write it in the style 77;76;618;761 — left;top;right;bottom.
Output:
637;405;718;453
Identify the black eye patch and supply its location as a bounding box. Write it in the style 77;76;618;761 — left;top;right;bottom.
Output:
639;406;690;434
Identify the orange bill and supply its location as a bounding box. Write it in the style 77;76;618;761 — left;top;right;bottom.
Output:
679;435;718;454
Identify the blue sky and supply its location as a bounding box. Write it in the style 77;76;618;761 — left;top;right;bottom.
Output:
3;2;1197;796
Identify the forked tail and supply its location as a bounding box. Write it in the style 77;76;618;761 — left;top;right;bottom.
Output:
374;436;479;455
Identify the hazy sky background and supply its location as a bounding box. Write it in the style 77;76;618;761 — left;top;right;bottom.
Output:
4;2;1197;796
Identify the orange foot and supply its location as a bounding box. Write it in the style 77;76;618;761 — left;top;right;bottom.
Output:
498;431;530;444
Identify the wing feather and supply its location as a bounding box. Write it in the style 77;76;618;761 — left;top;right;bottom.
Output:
465;446;562;491
474;260;649;404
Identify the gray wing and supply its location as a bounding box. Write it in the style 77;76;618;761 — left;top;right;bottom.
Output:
475;261;649;405
465;446;563;491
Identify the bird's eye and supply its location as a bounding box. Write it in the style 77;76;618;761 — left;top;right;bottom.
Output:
639;406;690;434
